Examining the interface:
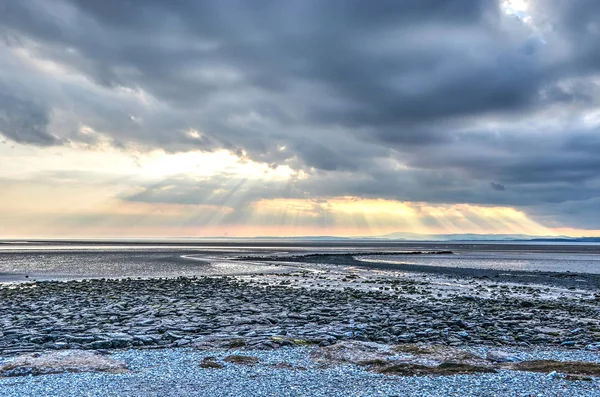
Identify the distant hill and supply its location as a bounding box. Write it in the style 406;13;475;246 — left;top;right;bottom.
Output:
372;232;564;241
243;233;600;242
369;232;600;242
11;235;600;244
201;233;600;242
528;237;600;243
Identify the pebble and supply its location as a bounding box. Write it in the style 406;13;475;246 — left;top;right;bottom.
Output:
0;347;598;397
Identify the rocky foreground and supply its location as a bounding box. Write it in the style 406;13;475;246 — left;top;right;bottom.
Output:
1;342;600;396
1;270;599;356
1;266;600;396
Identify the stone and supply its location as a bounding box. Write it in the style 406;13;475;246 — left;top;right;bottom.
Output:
103;333;133;348
509;360;600;377
486;350;521;363
52;342;68;349
310;341;392;366
223;355;260;365
193;337;248;351
533;327;563;336
134;335;157;345
271;362;307;371
0;351;129;377
376;362;497;376
585;343;600;351
311;342;497;377
199;357;224;369
165;331;185;340
90;340;112;350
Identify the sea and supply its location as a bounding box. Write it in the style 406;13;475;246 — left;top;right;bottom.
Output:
1;240;599;282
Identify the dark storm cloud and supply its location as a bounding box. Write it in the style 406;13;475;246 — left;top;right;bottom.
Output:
0;0;517;149
538;0;600;72
490;182;505;191
0;89;57;145
1;0;600;229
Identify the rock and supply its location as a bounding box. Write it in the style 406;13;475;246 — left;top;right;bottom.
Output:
135;319;155;326
90;340;112;350
199;357;224;369
486;350;521;363
533;327;563;336
193;337;247;351
248;340;278;350
165;331;185;340
102;333;133;348
0;274;596;354
0;351;129;377
271;362;307;371
376;362;497;376
397;333;415;342
223;355;260;365
311;342;497;377
532;334;550;342
310;341;393;366
509;360;600;377
133;335;157;345
65;335;95;344
393;344;489;366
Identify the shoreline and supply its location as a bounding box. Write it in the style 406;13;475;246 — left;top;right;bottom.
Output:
253;253;600;290
1;256;599;395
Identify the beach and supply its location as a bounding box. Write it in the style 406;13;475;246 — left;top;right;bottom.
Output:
0;243;599;395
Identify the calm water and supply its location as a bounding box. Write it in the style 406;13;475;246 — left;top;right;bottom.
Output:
0;240;599;281
356;251;600;274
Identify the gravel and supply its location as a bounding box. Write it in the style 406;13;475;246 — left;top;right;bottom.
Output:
1;347;599;397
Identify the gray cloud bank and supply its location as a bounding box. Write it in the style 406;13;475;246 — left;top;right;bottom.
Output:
1;0;600;230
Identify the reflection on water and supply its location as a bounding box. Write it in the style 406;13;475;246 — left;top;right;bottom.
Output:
0;249;287;282
1;241;599;282
356;251;600;274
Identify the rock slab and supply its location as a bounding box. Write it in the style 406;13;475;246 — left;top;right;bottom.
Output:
0;350;129;377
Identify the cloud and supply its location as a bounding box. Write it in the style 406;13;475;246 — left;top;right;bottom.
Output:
0;89;57;145
1;0;600;231
490;182;506;191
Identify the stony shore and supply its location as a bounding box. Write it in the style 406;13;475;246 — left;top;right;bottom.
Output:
3;346;600;397
1;268;599;356
1;253;600;396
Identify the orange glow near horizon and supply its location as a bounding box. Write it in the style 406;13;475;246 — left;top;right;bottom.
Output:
3;193;599;239
2;142;599;240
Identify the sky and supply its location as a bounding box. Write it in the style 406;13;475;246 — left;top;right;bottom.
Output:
1;0;600;238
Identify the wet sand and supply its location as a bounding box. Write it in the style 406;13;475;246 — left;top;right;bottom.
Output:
263;253;600;290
